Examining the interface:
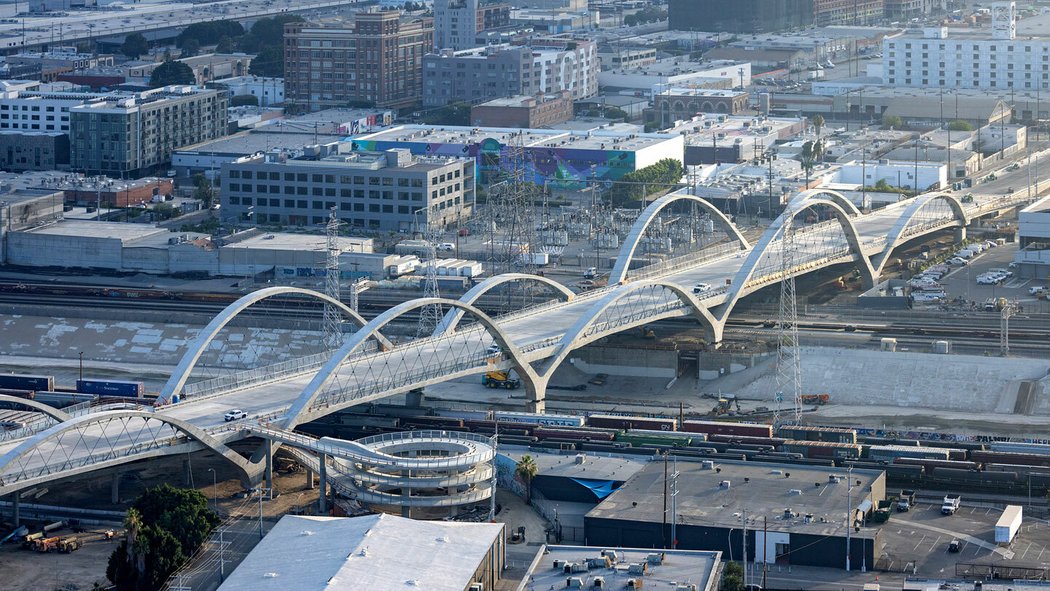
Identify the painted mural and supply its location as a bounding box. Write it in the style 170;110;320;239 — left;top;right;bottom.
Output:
350;136;637;189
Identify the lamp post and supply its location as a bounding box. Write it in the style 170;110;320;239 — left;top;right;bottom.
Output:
208;468;217;512
845;464;853;572
78;351;83;382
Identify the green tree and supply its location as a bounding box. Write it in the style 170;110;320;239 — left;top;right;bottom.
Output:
811;114;825;137
230;94;259;107
721;562;744;591
121;33;149;59
180;37;200;58
215;36;235;54
239;15;304;52
948;119;974;132
192;173;215;207
151;202;182;221
515;455;538;503
249;46;285;77
608;158;684;206
106;485;219;591
149;60;195;88
177;20;244;49
883;114;903;129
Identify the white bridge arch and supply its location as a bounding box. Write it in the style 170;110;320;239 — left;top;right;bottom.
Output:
434;273;575;335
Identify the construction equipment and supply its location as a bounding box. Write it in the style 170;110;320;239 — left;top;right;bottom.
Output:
22;532;42;549
1;525;27;545
711;397;741;416
58;537;81;553
33;536;61;552
800;394;830;405
482;371;520;389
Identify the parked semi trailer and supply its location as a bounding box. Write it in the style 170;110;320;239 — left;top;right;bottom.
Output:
75;379;144;398
995;505;1022;544
0;374;55;392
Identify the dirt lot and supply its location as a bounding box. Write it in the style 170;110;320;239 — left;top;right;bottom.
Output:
0;526;120;591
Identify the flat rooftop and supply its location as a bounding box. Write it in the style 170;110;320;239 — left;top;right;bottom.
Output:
217;514;503;591
224;232;372;253
176;131;346;157
352;125;679;152
527;545;721;591
476;94;565;108
587;459;883;538
501;449;647;481
603;58;745;76
18;220;169;242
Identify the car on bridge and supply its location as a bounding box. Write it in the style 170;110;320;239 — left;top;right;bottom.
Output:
224;409;248;422
693;283;712;294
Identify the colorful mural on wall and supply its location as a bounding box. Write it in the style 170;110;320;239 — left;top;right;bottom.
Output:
350;135;638;189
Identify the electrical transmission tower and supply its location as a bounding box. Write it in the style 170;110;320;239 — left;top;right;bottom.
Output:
417;206;444;338
486;132;539;312
773;207;803;427
323;208;343;351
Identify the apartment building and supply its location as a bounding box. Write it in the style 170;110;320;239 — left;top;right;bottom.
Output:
422;39;597;107
668;0;814;33
69;86;228;176
884;0;945;19
220;145;474;231
813;0;884;25
882;3;1047;91
434;0;511;51
469;92;573;127
283;12;434;112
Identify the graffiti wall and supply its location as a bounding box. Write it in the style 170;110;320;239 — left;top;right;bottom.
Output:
495;453;528;499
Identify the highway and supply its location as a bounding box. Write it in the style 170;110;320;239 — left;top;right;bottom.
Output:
0;181;1037;495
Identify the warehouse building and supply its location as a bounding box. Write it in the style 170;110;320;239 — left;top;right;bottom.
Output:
220;144;475;232
585;459;885;570
350;124;684;187
0;185;65;263
522;545;722;591
218;514;505;591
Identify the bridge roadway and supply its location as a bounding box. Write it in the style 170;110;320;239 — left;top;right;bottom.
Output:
0;187;1029;494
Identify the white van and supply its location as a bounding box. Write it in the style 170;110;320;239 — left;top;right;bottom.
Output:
956;249;974;259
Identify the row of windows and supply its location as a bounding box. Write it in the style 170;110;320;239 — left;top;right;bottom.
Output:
228;196;462;212
228;169;461;184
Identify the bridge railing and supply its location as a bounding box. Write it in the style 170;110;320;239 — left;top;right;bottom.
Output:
627;242;742;282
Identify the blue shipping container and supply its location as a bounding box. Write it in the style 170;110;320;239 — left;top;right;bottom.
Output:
76;379;144;398
0;374;55;392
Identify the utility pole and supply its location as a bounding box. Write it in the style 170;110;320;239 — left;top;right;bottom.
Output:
1001;300;1017;356
662;452;669;548
846;465;853;571
258;487;272;539
741;508;748;589
670;456;679;549
762;516;768;590
774;201;803;427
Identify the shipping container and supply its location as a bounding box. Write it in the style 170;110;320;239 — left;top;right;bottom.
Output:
708;434;787;447
0;374;55;393
533;427;616;442
893;458;980;471
781;440;862;459
34;392;97;407
990;442;1050;456
434;409;494;421
867;445;951;462
778;425;858;444
680;420;773;438
587;414;677;431
995;505;1023;544
75;379;144;398
616;430;693;448
494;411;584;428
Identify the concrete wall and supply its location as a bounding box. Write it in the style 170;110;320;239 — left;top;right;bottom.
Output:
569;346;678;378
6;232;122;269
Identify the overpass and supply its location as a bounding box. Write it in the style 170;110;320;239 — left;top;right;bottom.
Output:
0;187;1028;499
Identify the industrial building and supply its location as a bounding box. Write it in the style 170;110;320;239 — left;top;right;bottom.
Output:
350;124;684;187
283;14;435;112
651;89;751;126
1014;193;1050;279
0;185;65;263
208;76;284;108
220;145;475;231
663;114;806;165
469;92;573;128
217;514;506;591
584;459;885;570
599;59;751;95
523;545;722;591
68;85;228;176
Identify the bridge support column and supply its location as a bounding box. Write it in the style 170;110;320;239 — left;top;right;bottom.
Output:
11;493;19;526
182;460;192;486
264;439;273;490
405;388;425;408
111;473;120;505
525;377;547;414
318;453;328;515
305;467;314;490
954;226;967;243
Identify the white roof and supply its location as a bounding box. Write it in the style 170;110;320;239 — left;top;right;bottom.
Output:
217;514;503;591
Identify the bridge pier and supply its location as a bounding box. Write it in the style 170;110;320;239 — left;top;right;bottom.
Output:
11;493;19;526
318;453;328;515
525;383;546;414
264;439;273;490
305;467;314;490
182;459;192;487
111;473;121;505
405;388;425;408
954;226;967;243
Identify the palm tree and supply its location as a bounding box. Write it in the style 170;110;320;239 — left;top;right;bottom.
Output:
800;140;822;189
812;114;825;137
515;455;539;503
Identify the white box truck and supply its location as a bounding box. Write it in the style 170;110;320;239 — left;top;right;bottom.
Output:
995;505;1022;545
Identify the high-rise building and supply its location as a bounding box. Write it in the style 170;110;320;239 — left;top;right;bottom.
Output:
883;0;945;19
813;0;884;25
668;0;814;33
69;85;228;176
422;38;597;107
284;12;434;112
434;0;511;51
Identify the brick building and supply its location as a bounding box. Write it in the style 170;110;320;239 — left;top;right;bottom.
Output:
62;177;175;208
813;0;884;25
284;13;434;112
470;92;573;128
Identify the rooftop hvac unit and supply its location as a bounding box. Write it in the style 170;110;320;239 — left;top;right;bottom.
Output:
600;550;618;563
627;563;647;575
567;576;585;588
676;585;698;591
553;560;567;570
701;460;715;470
469;584;483;591
593;576;606;589
646;553;664;565
627;579;644;589
719;480;731;489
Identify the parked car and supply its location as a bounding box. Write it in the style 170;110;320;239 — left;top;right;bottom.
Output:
1029;286;1046;295
948;257;968;265
224;409;248;422
583;267;597;279
948;539;961;553
437;242;456;252
988;267;1012;278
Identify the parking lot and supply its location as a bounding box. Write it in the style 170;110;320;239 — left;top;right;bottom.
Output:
875;499;1050;577
912;241;1050;312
